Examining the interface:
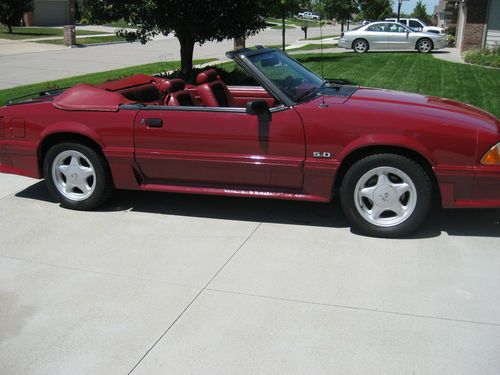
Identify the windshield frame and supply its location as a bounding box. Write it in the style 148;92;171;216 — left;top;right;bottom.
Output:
228;48;326;107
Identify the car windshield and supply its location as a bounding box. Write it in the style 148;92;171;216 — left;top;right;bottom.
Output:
247;50;325;102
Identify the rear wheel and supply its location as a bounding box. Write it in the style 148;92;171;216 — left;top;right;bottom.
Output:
44;142;114;210
353;39;369;53
340;154;431;237
417;38;433;53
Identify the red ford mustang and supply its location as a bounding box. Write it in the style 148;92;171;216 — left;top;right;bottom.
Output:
0;48;499;237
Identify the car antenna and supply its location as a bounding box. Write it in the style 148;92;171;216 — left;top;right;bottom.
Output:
319;2;328;108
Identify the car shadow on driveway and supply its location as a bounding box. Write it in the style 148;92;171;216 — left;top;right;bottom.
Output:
15;181;500;239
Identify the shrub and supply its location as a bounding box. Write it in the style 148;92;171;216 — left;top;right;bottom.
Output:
464;45;500;68
157;65;258;86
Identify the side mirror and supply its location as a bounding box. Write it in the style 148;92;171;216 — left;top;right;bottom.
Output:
246;100;271;122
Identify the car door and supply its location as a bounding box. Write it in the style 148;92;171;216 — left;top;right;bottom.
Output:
133;105;306;189
408;19;424;32
387;24;413;50
364;23;390;50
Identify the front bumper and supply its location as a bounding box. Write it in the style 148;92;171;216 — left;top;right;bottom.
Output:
338;39;350;49
434;38;448;50
437;165;500;208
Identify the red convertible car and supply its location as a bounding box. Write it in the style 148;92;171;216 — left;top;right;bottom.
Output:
0;47;499;237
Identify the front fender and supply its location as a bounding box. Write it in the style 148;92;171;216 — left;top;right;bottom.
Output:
336;133;437;166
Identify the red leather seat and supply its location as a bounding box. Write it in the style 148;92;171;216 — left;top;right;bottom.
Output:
196;69;235;107
157;79;196;106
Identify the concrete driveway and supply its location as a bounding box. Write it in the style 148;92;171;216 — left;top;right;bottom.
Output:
0;173;499;374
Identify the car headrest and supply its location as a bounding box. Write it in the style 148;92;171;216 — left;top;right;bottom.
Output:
196;69;219;85
158;79;185;94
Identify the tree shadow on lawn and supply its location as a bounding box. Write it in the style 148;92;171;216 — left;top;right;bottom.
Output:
16;181;500;239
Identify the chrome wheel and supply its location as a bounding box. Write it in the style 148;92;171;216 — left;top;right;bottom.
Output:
51;150;96;202
353;166;417;227
418;39;432;53
353;40;368;53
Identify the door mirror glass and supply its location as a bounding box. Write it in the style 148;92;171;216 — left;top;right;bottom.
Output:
246;100;271;122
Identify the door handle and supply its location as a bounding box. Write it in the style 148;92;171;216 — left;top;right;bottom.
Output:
143;118;163;128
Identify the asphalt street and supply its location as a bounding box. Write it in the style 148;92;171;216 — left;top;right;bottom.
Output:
0;26;339;89
0;174;499;374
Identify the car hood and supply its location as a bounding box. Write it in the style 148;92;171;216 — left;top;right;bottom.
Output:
341;87;499;134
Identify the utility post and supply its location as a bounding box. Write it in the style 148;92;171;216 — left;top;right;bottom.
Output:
397;0;403;21
397;0;409;22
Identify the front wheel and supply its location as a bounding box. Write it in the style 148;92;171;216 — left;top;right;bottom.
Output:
417;38;433;53
340;154;432;238
44;142;114;210
352;39;368;53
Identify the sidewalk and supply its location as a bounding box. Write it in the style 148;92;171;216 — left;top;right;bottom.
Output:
0;38;66;56
432;47;465;64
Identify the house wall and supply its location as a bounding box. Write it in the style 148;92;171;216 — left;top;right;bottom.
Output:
485;0;500;48
32;0;70;26
461;0;489;51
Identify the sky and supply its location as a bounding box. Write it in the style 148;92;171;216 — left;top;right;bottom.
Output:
392;0;440;15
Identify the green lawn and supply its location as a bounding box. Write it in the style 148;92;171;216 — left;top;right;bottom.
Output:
267;17;322;28
288;43;337;52
297;52;500;117
103;20;138;29
0;59;215;105
0;26;109;40
36;35;126;45
267;17;295;25
301;34;339;41
271;24;295;29
0;53;498;118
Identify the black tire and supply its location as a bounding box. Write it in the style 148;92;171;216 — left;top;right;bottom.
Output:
352;39;369;53
417;38;433;53
43;142;114;210
340;154;432;238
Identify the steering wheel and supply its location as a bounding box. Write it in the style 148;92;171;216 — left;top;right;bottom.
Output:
282;75;295;96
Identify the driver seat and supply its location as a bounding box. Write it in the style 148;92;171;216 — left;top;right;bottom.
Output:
157;79;196;106
196;69;235;107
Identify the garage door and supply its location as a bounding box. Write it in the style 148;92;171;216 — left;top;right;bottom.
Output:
34;0;69;26
485;0;500;48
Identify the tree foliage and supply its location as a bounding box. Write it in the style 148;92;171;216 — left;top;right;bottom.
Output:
358;0;393;20
268;0;301;51
0;0;33;33
321;0;357;22
82;0;267;78
412;0;429;23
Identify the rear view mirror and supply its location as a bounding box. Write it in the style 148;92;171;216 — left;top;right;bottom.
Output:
246;100;271;122
261;55;280;67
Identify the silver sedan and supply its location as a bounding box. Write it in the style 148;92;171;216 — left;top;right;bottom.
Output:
338;22;448;53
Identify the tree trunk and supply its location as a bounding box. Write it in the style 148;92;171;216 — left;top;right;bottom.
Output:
341;21;345;34
8;25;12;33
281;6;286;51
178;33;195;82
